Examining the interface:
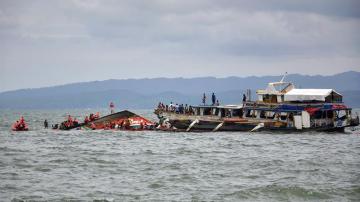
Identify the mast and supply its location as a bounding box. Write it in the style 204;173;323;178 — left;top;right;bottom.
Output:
280;72;288;83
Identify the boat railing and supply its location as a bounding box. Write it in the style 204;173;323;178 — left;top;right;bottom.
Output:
243;101;348;109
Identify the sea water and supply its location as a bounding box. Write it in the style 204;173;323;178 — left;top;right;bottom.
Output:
0;109;359;201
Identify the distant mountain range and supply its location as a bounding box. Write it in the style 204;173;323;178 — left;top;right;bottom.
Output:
0;71;359;109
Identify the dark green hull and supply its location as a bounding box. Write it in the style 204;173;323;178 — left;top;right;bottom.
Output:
169;119;347;133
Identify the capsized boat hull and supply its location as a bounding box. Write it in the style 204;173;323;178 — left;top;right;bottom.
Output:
58;110;141;130
58;110;155;131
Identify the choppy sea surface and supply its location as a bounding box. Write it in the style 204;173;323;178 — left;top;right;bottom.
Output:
0;109;359;202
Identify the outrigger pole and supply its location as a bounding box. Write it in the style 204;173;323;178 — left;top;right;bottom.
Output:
212;122;224;132
250;123;265;132
186;119;199;132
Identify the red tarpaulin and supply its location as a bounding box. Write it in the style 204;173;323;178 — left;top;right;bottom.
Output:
305;107;321;115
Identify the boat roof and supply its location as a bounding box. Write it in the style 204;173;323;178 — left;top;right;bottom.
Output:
193;105;216;108
218;105;243;109
284;89;341;102
285;89;341;96
193;105;243;109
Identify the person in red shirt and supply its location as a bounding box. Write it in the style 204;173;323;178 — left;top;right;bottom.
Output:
84;116;89;124
20;116;25;124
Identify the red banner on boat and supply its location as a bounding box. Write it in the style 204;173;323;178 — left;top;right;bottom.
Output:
304;107;321;115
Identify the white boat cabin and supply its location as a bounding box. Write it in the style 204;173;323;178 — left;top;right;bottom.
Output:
256;81;342;103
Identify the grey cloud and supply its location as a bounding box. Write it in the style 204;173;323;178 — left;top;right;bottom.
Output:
0;0;359;91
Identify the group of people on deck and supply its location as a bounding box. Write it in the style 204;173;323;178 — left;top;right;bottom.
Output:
157;92;223;114
157;102;195;115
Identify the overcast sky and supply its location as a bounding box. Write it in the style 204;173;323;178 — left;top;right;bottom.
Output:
0;0;359;92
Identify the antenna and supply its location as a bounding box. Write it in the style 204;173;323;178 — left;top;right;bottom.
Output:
280;72;288;83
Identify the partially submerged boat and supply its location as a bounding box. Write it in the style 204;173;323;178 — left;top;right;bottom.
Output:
58;110;155;131
155;79;359;132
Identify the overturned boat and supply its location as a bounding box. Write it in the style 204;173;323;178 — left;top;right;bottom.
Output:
155;80;359;132
58;110;155;131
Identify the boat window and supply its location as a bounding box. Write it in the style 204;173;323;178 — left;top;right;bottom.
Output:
266;111;275;119
252;110;256;117
314;111;322;119
263;94;278;103
260;111;266;118
322;111;326;119
280;114;287;121
245;110;252;117
338;110;347;120
232;109;241;117
288;113;294;121
327;111;334;119
274;112;280;120
220;109;225;117
325;92;343;103
213;108;219;116
204;108;212;115
225;109;231;117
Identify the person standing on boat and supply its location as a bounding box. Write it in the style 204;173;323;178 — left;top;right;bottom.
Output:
110;102;115;114
44;119;48;129
242;93;247;107
202;93;206;105
169;102;174;112
175;103;179;114
212;93;216;106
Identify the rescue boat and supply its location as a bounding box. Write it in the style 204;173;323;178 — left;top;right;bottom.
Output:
11;122;29;131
